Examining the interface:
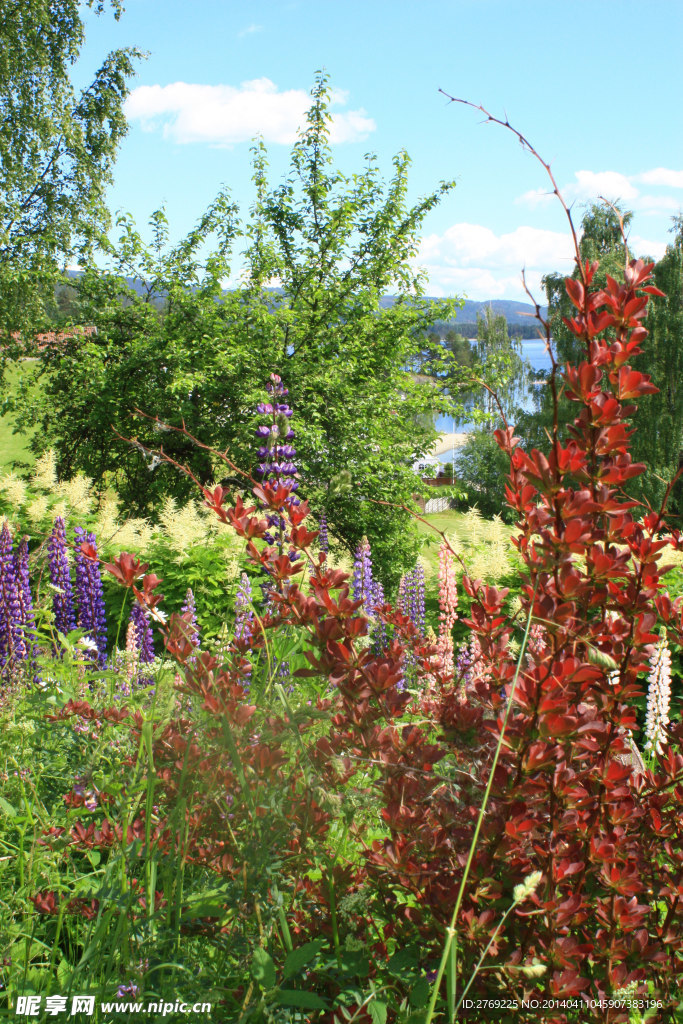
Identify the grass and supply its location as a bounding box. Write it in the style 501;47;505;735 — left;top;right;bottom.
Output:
0;360;40;472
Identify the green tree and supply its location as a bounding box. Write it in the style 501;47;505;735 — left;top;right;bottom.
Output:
454;429;516;521
475;305;529;428
0;0;143;340
632;218;683;519
16;75;467;589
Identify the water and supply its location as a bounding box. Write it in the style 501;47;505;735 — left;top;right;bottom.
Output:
432;338;552;459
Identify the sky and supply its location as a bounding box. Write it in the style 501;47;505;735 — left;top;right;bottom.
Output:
75;0;683;303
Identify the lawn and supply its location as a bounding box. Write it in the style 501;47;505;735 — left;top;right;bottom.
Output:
0;359;40;471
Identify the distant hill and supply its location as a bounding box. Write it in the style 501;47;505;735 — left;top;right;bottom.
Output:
60;272;546;334
379;295;545;326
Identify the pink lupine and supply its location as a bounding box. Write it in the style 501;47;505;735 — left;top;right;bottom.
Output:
436;542;458;677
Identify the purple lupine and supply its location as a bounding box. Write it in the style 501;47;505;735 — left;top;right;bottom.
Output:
181;588;200;649
371;578;387;652
318;513;329;555
234;573;254;643
15;537;37;676
352;536;375;613
74;527;107;668
48;516;76;636
397;564;426;635
130;602;154;684
255;373;301;563
0;522;27;674
180;587;200;666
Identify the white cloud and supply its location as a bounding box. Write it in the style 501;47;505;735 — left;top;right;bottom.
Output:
124;78;376;146
517;167;683;215
419;223;574;271
416;223;575;301
636;194;681;214
629;235;667;261
636;168;683;189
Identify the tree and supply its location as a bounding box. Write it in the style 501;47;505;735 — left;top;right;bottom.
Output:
517;204;683;521
16;75;467;589
474;305;529;428
632;218;683;519
0;0;143;340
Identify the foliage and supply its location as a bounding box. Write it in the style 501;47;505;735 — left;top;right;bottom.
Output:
0;0;144;341
0;454;245;645
453;429;518;521
474;305;530;427
630;218;683;519
13;74;471;590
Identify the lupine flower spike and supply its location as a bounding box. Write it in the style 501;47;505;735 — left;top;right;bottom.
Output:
48;516;76;637
644;638;672;756
256;373;300;563
0;522;27;676
318;513;329;555
436;542;458;678
181;587;200;665
129;602;155;685
74;527;108;668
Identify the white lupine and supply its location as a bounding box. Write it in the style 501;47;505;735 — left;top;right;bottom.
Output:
644;639;672;755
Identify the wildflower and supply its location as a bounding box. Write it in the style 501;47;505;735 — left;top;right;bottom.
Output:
436;542;458;675
74;527;107;668
397;562;426;636
255;374;301;561
15;537;37;668
48;516;76;636
234;573;254;643
181;587;201;651
318;512;329;554
644;638;672;755
130;602;155;684
0;522;27;673
352;536;375;613
513;870;543;904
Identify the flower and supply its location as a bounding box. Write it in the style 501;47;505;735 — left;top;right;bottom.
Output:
397;562;426;636
436;542;458;676
255;374;301;562
234;573;254;644
318;512;329;554
0;521;28;674
352;536;375;613
644;638;672;755
48;516;76;636
129;602;155;685
74;527;108;668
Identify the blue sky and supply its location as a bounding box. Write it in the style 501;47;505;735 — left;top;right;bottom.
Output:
76;0;683;301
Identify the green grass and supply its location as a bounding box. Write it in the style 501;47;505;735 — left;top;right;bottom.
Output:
0;360;40;471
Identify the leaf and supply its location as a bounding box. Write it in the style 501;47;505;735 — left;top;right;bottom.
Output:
283;939;327;979
275;989;328;1009
251;947;276;990
369;1000;388;1024
409;978;430;1008
0;796;17;817
585;644;618;670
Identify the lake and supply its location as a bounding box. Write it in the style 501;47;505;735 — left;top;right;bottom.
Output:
432;338;552;453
